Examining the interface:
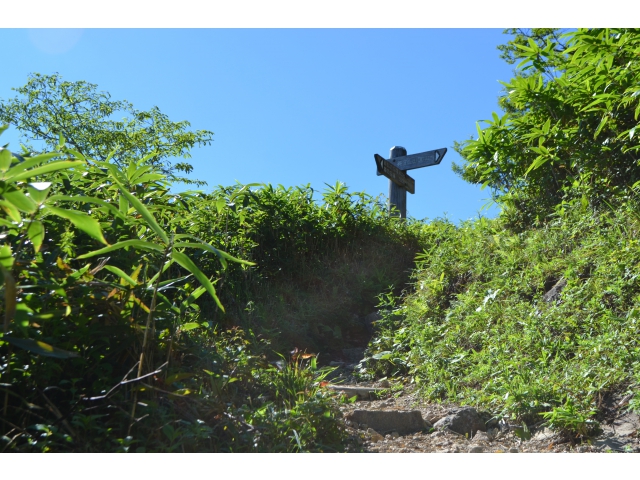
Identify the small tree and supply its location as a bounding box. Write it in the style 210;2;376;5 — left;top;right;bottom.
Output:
454;29;640;229
0;73;214;184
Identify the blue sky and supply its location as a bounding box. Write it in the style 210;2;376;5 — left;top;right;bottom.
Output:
0;28;518;222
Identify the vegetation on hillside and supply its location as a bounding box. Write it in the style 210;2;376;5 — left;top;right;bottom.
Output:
454;28;640;229
364;28;640;440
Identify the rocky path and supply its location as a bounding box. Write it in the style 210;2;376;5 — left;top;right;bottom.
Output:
325;351;640;453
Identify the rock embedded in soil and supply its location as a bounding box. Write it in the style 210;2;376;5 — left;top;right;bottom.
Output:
433;407;487;438
342;347;365;363
327;385;387;401
347;409;432;435
367;428;384;443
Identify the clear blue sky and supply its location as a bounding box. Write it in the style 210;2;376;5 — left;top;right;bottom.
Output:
0;28;518;222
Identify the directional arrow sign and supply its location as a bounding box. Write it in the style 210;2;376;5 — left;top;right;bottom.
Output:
375;154;415;194
376;147;447;175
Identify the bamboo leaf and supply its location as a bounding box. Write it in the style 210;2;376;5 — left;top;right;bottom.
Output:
165;372;194;384
0;148;12;173
146;259;176;288
27;220;45;253
173;242;235;269
3;152;60;178
2;188;37;213
77;239;163;259
172;237;255;266
524;156;549;176
1;266;16;333
0;199;22;222
45;206;108;245
111;177;169;244
103;265;138;287
3;337;79;359
47;194;127;220
171;250;223;312
6;160;84;183
179;322;201;332
594;115;608;139
0;244;14;269
27;182;52;205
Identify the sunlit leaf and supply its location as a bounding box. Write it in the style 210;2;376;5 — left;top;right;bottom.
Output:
27;182;52;205
3;188;37;213
6;159;84;183
27;220;45;253
103;265;138;287
165;372;194;385
173;239;255;266
171;250;223;312
47;194;127;220
45;206;108;245
0;199;22;222
0;244;14;269
109;176;169;244
3;337;78;358
77;239;163;259
0;148;12;173
179;322;201;332
371;351;392;360
2;152;59;178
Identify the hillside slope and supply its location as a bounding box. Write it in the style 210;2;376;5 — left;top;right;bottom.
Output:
363;202;640;437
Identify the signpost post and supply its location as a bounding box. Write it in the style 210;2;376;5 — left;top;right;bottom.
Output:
375;146;447;218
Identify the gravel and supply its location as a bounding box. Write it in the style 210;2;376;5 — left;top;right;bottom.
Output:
334;382;640;453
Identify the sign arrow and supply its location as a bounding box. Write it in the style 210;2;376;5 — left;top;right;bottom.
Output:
376;147;447;176
375;154;415;194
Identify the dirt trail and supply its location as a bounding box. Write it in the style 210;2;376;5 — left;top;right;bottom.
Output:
325;356;640;453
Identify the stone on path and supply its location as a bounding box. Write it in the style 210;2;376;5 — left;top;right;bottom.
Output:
366;428;384;443
468;445;484;453
327;385;387;401
347;409;432;435
433;407;487;438
342;348;365;363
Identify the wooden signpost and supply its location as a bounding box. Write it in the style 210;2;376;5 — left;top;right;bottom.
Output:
374;154;415;194
375;146;447;218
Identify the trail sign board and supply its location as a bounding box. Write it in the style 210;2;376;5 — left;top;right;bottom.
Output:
375;153;415;194
376;148;447;176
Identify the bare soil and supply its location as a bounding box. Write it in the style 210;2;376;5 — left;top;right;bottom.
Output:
330;376;640;453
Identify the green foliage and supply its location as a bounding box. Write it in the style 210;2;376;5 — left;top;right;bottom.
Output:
497;29;569;69
0;129;258;452
362;200;640;436
185;181;426;352
541;397;598;439
0;72;430;452
455;29;640;229
1;121;398;452
0;73;213;183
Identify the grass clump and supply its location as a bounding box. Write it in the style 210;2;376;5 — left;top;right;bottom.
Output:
363;200;640;439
